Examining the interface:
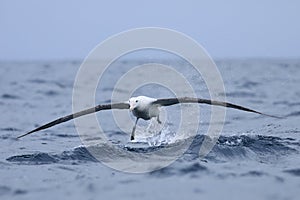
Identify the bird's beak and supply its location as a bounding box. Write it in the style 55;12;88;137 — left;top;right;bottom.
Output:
129;105;134;111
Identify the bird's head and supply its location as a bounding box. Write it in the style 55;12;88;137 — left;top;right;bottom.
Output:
129;96;156;112
129;97;141;111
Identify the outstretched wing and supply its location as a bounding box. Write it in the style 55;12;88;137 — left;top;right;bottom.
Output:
18;102;129;139
153;97;280;118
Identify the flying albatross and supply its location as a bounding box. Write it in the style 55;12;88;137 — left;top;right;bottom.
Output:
17;96;280;140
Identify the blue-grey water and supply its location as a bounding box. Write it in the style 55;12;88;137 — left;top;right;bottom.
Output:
1;59;300;199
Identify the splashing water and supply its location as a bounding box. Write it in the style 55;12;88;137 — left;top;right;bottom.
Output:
133;119;176;147
146;125;177;146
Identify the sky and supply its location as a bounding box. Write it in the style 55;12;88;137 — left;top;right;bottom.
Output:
0;0;300;60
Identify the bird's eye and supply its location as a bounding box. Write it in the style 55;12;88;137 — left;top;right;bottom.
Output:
136;100;138;103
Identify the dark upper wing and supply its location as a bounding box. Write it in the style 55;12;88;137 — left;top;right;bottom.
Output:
153;97;281;118
17;102;129;139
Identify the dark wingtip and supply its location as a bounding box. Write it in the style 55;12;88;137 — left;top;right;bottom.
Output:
259;112;285;119
16;133;29;139
16;130;36;139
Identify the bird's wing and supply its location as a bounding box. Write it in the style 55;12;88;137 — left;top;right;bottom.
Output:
17;102;129;139
153;97;281;118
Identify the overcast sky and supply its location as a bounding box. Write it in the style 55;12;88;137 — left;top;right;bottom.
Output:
1;0;299;60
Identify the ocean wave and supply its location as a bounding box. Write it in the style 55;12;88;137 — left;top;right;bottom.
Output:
206;135;298;162
6;135;299;166
6;153;58;165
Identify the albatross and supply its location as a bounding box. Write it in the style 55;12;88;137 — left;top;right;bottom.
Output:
17;96;279;140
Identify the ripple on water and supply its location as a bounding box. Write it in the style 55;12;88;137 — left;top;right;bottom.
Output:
285;111;300;117
283;169;300;177
1;94;20;100
0;185;11;196
225;91;257;98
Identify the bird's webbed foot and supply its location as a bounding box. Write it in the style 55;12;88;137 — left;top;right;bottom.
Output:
130;135;135;141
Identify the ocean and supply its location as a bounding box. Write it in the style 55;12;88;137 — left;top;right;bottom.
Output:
0;59;299;199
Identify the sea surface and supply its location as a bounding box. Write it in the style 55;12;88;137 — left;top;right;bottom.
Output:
0;59;300;200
